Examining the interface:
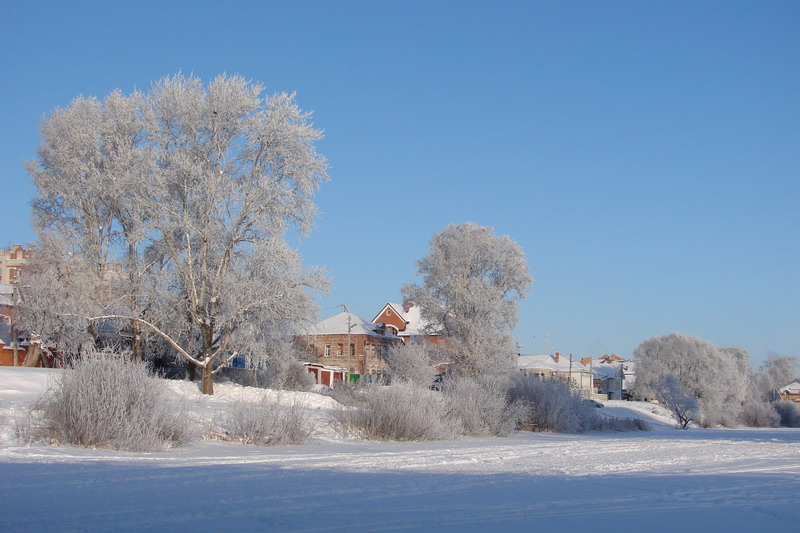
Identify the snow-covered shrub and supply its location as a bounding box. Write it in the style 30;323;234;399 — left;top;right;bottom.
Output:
282;362;316;391
773;401;800;427
697;400;741;428
21;354;192;451
321;380;366;408
333;382;451;441
509;375;647;433
738;399;779;427
384;342;437;387
442;376;524;436
510;375;593;433
223;393;313;445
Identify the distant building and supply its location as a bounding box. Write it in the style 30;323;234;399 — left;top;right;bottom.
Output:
517;353;594;397
592;355;636;400
0;245;31;284
779;380;800;404
297;311;403;377
0;283;29;366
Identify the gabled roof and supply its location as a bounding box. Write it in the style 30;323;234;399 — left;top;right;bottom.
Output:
517;354;592;374
779;379;800;394
372;302;437;337
306;311;400;339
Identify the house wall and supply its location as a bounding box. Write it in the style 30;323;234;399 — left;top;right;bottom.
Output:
520;368;594;397
374;307;406;335
0;346;28;366
298;333;401;375
0;245;31;284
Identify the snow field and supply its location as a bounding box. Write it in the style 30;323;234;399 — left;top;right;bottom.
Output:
1;367;799;532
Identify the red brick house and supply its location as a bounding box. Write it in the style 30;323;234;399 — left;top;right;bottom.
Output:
297;311;403;377
0;283;29;366
0;245;31;284
779;380;800;404
371;303;441;344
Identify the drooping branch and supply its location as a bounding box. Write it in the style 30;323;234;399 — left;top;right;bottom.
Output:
71;314;203;367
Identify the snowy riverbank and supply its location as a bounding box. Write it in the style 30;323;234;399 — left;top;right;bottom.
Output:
2;367;798;531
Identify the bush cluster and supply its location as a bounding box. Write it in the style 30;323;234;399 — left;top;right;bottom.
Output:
510;375;649;433
20;355;193;452
223;393;313;445
333;381;451;441
774;401;800;427
18;356;657;451
331;374;649;441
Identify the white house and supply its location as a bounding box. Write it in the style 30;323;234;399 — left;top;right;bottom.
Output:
517;353;594;397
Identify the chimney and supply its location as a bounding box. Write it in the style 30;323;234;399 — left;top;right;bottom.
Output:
554;352;560;363
404;303;412;313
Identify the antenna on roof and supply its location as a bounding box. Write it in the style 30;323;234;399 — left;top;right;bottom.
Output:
340;304;349;313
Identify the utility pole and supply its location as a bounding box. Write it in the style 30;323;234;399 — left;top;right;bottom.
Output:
346;313;353;374
568;353;573;390
12;282;19;366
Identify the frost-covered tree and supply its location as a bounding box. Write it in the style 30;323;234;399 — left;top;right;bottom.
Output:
24;73;329;394
655;375;698;429
402;223;532;377
24;89;156;357
633;334;753;427
756;356;798;401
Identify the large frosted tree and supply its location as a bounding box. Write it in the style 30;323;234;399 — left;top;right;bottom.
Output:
23;74;329;394
633;333;752;426
402;222;532;376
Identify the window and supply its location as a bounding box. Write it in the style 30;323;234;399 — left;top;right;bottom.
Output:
349;344;355;356
324;344;331;357
336;344;343;356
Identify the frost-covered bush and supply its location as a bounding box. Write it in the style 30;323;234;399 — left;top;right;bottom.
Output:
510;376;593;433
321;380;366;408
384;342;437;387
223;393;313;445
226;362;315;392
698;396;743;428
333;382;451;441
442;376;524;436
773;401;800;427
738;399;779;428
20;355;192;451
509;375;648;433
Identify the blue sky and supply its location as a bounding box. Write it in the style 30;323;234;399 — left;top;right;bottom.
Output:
2;1;798;366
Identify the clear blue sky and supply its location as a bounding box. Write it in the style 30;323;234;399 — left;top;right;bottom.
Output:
2;1;798;367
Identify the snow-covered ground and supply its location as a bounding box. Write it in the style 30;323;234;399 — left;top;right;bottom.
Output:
1;367;799;532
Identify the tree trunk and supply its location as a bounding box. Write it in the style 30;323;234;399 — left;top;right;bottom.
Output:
201;364;214;395
199;320;215;395
131;320;143;361
22;341;42;367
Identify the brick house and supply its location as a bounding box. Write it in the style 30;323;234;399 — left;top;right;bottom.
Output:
297;311;403;377
0;283;29;366
0;245;31;284
779;380;800;404
371;302;441;344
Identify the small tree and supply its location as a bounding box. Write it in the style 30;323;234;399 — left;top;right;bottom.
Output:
402;223;532;377
656;375;698;429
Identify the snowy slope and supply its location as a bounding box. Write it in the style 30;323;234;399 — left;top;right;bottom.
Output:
1;367;799;532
